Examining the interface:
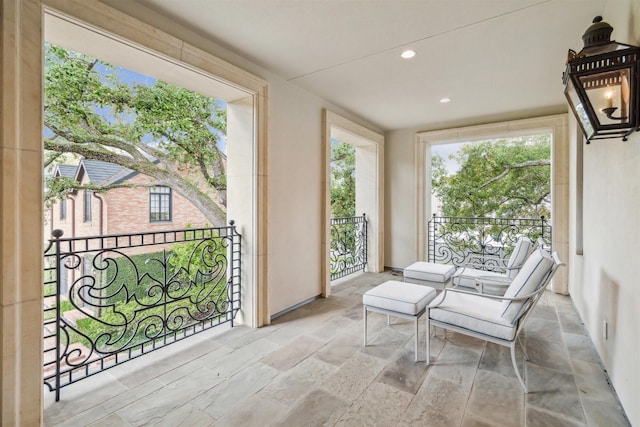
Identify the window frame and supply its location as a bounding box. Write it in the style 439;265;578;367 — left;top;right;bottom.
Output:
60;198;66;221
83;189;92;223
149;185;172;223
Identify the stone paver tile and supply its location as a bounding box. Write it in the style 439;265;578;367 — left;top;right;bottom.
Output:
376;348;429;395
399;376;467;427
155;344;234;385
320;352;387;403
571;359;620;404
260;335;326;371
313;333;362;366
213;394;288;427
563;333;600;364
43;372;129;426
192;362;281;420
526;406;586;427
360;325;411;360
461;413;509;427
526;363;585;423
48;379;167;427
429;340;483;392
199;337;280;379
524;317;564;344
335;381;413;426
274;389;349;427
118;368;222;425
530;303;559;322
581;397;631;427
109;332;222;389
310;315;360;341
557;311;588;336
145;403;214;427
479;342;523;379
466;369;525;427
85;413;132;427
260;355;337;407
519;336;572;374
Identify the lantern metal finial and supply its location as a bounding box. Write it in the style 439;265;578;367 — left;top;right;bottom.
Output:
582;16;613;49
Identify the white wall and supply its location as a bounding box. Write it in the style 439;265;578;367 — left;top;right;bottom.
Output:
384;128;421;269
267;77;325;314
568;1;639;424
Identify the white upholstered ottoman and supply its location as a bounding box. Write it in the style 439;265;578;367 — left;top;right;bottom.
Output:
363;280;437;361
403;261;456;288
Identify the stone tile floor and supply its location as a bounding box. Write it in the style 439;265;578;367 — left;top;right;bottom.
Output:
44;271;631;426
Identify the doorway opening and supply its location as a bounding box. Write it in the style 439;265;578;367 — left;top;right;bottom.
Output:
322;110;384;295
44;9;267;330
415;115;569;293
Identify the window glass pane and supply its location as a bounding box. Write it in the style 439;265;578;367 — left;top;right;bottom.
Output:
84;190;92;222
60;199;66;220
149;186;171;222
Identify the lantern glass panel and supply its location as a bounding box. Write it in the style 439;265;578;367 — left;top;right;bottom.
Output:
565;78;595;137
579;69;632;127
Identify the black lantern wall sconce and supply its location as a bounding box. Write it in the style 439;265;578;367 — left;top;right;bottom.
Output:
563;16;640;143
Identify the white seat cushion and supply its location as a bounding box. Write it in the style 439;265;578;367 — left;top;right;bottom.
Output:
404;262;456;283
453;268;507;289
363;280;437;315
501;248;554;323
429;292;517;341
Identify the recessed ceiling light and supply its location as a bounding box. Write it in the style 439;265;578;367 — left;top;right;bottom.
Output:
440;97;451;103
401;50;416;59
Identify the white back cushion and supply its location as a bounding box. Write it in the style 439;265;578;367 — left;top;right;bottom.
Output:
501;248;554;322
505;237;533;279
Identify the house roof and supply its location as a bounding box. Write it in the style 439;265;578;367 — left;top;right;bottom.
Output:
76;159;134;184
53;164;77;178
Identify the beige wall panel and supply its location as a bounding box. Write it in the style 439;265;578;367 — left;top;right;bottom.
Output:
0;147;44;305
1;0;44;424
1;299;43;426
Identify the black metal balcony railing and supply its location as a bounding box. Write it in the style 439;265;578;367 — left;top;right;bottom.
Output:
43;223;241;401
428;215;551;271
330;214;368;280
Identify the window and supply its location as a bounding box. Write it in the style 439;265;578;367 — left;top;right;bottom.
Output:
83;190;92;222
60;198;66;220
150;186;172;222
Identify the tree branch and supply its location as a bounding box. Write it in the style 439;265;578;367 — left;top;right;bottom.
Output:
46;121;146;161
44;138;151;171
477;160;550;190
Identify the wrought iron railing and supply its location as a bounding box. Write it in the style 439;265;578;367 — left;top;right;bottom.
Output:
43;223;241;401
428;215;551;271
330;214;367;280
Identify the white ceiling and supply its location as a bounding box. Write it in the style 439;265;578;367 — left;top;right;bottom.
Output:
123;0;609;131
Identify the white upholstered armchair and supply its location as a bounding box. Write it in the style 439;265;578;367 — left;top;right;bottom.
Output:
426;247;564;392
451;236;535;290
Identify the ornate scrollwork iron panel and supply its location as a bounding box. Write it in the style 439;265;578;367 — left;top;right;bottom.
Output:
428;215;551;272
43;225;241;400
330;214;368;280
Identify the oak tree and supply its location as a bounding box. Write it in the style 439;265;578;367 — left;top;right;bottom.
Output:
44;44;227;225
432;135;551;219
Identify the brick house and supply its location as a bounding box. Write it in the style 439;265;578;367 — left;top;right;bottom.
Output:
48;159;212;240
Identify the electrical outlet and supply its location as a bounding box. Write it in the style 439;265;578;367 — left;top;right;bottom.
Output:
603;319;608;340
